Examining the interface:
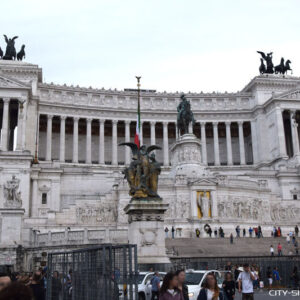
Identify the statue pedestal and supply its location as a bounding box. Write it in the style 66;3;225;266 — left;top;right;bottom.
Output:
0;208;25;246
170;133;205;178
124;199;170;264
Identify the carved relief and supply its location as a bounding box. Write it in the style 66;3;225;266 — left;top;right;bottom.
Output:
3;176;22;208
270;203;300;221
139;229;157;247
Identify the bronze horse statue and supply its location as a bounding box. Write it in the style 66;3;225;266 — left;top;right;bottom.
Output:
177;93;195;136
275;58;292;75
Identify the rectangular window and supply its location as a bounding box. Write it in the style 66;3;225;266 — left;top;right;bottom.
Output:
293;194;298;200
42;193;47;204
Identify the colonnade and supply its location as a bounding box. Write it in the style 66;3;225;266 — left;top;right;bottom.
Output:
41;114;256;167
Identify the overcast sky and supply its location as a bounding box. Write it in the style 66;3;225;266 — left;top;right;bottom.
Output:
1;0;300;93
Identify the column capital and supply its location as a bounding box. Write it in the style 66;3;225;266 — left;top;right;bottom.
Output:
212;121;219;126
237;121;244;126
124;120;131;125
73;116;80;122
163;121;169;126
47;114;54;120
150;121;156;126
99;118;105;124
2;98;10;103
86;118;93;123
225;121;231;126
60;115;67;120
200;121;206;126
112;119;118;125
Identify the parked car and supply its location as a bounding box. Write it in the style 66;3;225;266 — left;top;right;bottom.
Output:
185;269;223;300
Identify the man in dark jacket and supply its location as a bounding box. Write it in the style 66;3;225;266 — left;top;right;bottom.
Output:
29;271;45;300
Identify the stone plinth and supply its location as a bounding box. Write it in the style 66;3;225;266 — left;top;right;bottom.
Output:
0;208;25;246
124;199;170;264
170;133;205;178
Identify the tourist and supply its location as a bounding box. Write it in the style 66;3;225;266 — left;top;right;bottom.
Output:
165;227;169;238
151;271;161;300
277;227;282;237
230;233;233;244
172;226;175;239
225;262;232;271
235;226;240;238
290;267;299;289
0;273;11;291
29;271;45;300
254;227;258;238
175;270;188;300
238;263;257;300
196;228;200;238
266;267;272;287
272;267;281;287
0;281;32;300
243;228;246;237
219;227;224;238
222;272;235;300
159;271;183;300
277;243;282;256
295;225;299;237
286;234;290;244
51;271;62;300
207;227;212;238
270;245;274;256
258;226;263;238
214;228;218;238
273;226;276;237
249;227;253;238
292;235;296;245
197;272;224;300
234;265;240;284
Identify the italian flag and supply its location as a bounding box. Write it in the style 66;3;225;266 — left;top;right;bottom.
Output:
134;99;141;148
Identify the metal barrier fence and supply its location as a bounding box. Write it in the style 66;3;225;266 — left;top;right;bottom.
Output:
46;244;138;300
171;255;300;287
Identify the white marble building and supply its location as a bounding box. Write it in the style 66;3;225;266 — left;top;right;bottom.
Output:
0;60;300;266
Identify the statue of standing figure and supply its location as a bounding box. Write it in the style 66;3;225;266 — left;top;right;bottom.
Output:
257;51;274;74
177;93;195;136
3;175;22;208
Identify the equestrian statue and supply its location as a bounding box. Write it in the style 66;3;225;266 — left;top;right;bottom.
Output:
119;143;162;200
0;35;26;61
177;93;195;136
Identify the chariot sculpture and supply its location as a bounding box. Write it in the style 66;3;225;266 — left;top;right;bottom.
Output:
0;35;26;61
119;143;162;199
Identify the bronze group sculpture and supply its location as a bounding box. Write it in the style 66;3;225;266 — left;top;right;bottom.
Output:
0;35;26;61
177;93;195;136
257;51;292;75
119;143;162;200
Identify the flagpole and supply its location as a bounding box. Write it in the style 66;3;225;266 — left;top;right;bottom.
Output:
136;76;141;146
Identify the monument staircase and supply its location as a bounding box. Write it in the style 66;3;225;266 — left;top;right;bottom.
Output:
166;237;298;257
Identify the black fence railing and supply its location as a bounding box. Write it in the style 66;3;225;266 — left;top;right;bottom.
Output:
171;255;300;287
46;244;138;300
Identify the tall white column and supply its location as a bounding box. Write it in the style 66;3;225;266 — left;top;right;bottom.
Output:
150;121;156;145
250;119;259;164
73;117;79;163
275;107;286;158
86;118;92;164
140;122;143;146
46;114;53;161
59;116;66;162
238;121;246;165
163;121;169;166
225;121;233;165
99;119;105;164
211;190;218;218
175;123;179;139
188;122;193;134
31;176;38;217
16;100;24;150
200;122;207;165
213;122;220;166
125;120;131;165
291;111;300;155
112;120;118;165
1;98;10;151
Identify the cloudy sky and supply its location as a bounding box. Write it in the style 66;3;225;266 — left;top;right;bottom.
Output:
1;0;300;93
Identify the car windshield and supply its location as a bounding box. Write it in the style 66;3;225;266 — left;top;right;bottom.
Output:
138;274;146;284
185;273;204;285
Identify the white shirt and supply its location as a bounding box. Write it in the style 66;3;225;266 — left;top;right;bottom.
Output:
206;289;214;300
270;247;274;253
238;271;256;293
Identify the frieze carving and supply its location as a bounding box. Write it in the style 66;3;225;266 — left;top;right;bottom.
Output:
3;176;22;208
139;229;157;247
76;204;117;224
128;213;164;222
270;203;300;221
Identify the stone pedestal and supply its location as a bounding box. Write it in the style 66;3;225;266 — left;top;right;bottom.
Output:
170;133;205;178
124;199;170;264
0;208;25;245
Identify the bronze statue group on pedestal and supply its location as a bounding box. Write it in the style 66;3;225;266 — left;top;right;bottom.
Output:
0;35;25;61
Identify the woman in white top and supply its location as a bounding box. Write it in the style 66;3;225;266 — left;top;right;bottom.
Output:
197;273;224;300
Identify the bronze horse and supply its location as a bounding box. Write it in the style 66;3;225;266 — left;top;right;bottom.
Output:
177;94;195;136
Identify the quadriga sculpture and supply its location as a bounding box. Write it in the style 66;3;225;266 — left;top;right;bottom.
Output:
119;143;162;199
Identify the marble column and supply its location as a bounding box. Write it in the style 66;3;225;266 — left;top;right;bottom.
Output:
31;176;38;217
210;190;218;218
99;119;105;164
175;123;178;139
112;120;118;165
46;114;53;161
238;121;246;165
200;122;207;165
73;117;79;163
1;98;10;151
16;100;24;150
275;107;287;157
290;111;300;155
250;119;259;164
125;120;131;165
213;122;220;166
163;121;169;166
150;121;156;145
59;116;66;162
225;121;233;165
86;118;92;164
